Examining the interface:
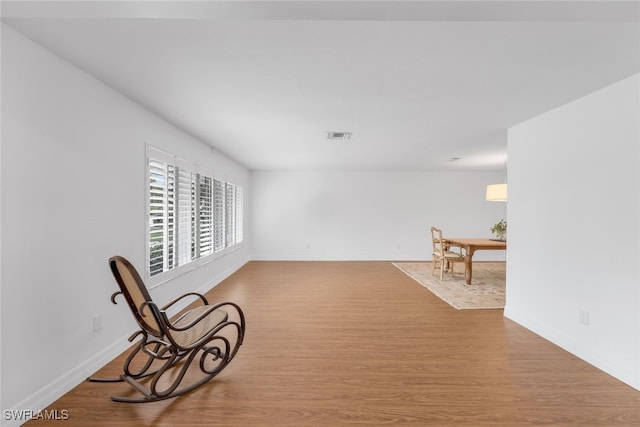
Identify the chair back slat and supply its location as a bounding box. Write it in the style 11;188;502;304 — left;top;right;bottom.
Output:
109;256;163;337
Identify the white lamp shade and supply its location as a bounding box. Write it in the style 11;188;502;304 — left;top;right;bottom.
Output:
486;184;507;201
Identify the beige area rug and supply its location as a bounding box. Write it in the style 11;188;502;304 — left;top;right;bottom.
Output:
393;262;506;310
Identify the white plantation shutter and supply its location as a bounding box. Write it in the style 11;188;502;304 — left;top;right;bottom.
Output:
235;186;244;244
147;146;244;278
199;175;213;257
176;168;196;266
225;182;235;247
148;159;175;276
213;179;225;252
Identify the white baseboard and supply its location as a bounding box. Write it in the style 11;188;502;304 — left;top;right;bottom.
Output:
2;255;250;427
2;333;133;427
504;305;640;392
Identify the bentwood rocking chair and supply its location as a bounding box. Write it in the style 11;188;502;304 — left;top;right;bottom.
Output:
89;256;245;403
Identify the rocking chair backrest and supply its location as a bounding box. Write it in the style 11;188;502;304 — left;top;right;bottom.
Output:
109;256;163;337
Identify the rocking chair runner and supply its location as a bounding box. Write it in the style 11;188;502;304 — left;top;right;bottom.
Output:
89;256;245;403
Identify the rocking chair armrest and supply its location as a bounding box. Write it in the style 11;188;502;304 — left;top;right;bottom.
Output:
161;292;209;311
199;301;245;326
161;305;224;332
138;301;163;321
162;301;244;333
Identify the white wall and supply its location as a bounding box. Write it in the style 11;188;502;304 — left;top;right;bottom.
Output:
1;24;251;418
505;74;640;390
251;170;507;261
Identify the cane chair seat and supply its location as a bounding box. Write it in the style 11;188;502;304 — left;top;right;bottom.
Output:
170;306;229;348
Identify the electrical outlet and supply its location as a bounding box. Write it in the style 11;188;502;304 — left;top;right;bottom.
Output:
93;314;103;332
579;309;589;326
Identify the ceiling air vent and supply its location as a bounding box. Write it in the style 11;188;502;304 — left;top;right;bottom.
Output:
327;131;352;141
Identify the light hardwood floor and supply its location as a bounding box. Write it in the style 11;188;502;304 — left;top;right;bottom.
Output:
27;261;640;426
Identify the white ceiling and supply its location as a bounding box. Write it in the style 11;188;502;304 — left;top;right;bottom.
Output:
3;1;639;171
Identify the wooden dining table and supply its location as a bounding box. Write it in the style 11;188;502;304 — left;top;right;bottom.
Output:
444;238;507;285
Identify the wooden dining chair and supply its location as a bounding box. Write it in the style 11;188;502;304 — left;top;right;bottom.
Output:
430;227;466;280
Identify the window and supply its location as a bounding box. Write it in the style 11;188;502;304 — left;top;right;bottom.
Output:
147;146;243;277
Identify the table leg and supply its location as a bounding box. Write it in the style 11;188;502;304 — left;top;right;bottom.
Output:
464;247;475;285
443;242;450;271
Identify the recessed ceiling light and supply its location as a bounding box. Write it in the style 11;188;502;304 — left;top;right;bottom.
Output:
327;131;352;141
